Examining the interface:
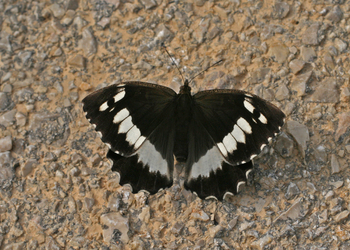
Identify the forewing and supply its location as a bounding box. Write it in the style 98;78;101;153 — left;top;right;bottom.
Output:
184;89;285;200
83;81;177;193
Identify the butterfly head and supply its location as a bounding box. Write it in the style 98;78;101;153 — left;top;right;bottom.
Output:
179;79;192;94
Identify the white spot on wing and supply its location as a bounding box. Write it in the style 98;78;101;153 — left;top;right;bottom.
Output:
217;142;228;157
231;125;245;143
205;196;218;200
113;108;129;124
222;133;237;153
223;192;234;200
134;136;146;149
126;126;141;145
114;89;125;102
106;143;111;148
237;117;252;134
260;144;266;151
97;131;102;138
259;113;268;124
237;181;246;192
244;99;255;113
99;101;108;111
246;169;253;179
250;154;257;160
190;146;224;178
137;140;168;176
118;116;133;133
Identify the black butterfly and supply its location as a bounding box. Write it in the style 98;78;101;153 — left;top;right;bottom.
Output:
83;80;285;200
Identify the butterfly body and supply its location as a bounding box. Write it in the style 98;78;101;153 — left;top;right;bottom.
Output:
83;80;285;200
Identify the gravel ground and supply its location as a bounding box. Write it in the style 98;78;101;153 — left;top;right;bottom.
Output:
1;0;350;249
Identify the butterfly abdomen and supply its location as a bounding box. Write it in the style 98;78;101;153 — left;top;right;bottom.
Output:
173;92;193;162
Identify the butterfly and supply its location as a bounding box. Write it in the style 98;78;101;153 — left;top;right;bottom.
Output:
83;79;285;200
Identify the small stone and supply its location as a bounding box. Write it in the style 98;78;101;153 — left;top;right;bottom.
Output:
84;197;94;212
0;92;10;111
193;18;210;43
79;82;92;91
269;44;289;63
68;55;86;68
336;112;350;141
250;234;273;250
331;154;340;174
323;52;335;69
66;0;80;10
207;26;222;40
105;0;120;7
272;2;290;19
1;72;11;83
140;0;157;9
228;216;238;230
314;145;327;163
289;59;305;74
132;60;153;71
0;109;17;127
139;206;150;223
0;136;12;152
0;31;12;52
52;47;63;57
78;29;97;57
318;210;328;224
330;181;343;189
22;159;38;177
275;132;294;158
97;17;110;29
274;198;306;222
334;210;349;223
311;77;339;103
50;3;66;19
171;222;184;235
300;46;317;62
334;38;347;54
302;23;320;45
285;182;300;199
326;5;343;23
190;210;210;221
291;71;312;97
100;212;129;244
286;121;309;157
275;83;289;101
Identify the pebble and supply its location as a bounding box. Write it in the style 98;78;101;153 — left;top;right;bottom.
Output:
50;3;66;19
21;159;38;177
311;77;340;103
331;154;340;174
286;120;310;157
78;28;97;57
300;46;317;62
302;23;320;45
268;44;289;63
100;212;129;244
0;136;12;152
334;38;347;54
68;55;86;68
0;92;10;111
190;210;210;221
0;109;17;127
285;182;300;199
326;5;343;23
291;71;311;97
335;112;350;141
275;132;294;158
289;59;305;74
334;210;349;223
250;234;273;250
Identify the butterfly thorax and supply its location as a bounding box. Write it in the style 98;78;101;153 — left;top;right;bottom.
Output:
173;87;193;162
179;79;191;95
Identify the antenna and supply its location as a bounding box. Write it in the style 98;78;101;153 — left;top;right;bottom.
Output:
187;59;223;84
162;44;186;84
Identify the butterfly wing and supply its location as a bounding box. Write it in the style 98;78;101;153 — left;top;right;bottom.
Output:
83;82;177;194
184;89;285;200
